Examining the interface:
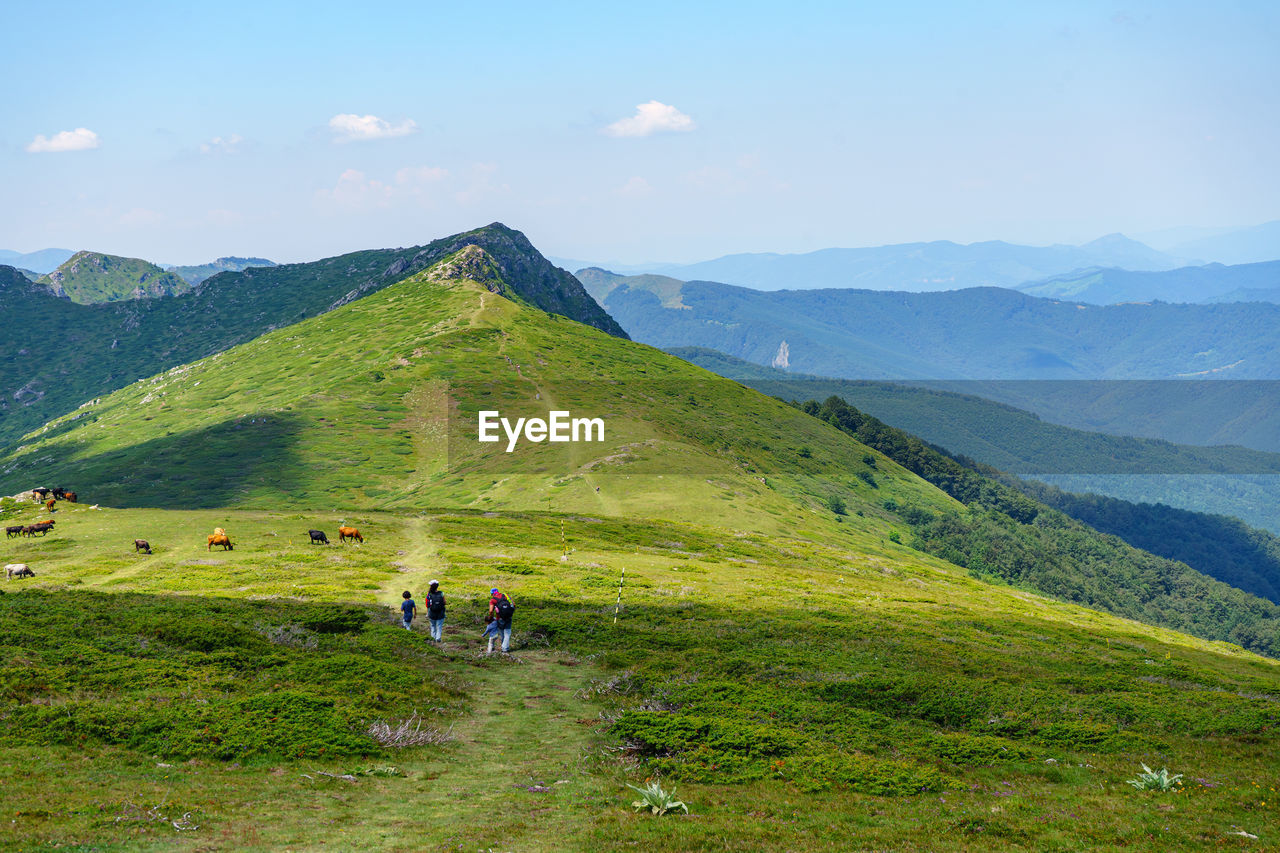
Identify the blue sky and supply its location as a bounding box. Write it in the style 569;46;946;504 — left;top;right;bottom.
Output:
3;1;1277;263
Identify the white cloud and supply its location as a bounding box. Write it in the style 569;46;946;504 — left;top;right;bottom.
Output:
328;113;418;142
618;176;653;197
395;165;449;185
603;101;695;138
454;162;509;204
26;127;100;153
200;134;243;154
315;168;394;210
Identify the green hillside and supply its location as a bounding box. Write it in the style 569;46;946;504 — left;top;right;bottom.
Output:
37;250;191;303
798;394;1280;633
668;348;1280;476
0;244;950;541
672;347;1280;533
8;240;1280;647
3;242;1279;850
166;255;276;285
0;223;624;451
673;347;1280;600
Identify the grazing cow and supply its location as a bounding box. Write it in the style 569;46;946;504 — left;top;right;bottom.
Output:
65;491;77;503
338;526;363;544
5;564;34;579
308;529;329;545
31;488;50;502
5;525;23;539
134;539;152;554
52;487;66;500
207;533;233;551
45;498;56;512
25;521;54;537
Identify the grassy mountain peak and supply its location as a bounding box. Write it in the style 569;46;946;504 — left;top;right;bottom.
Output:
0;223;624;451
37;250;191;303
0;243;947;541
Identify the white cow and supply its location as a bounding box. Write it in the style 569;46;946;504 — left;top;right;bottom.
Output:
5;563;34;579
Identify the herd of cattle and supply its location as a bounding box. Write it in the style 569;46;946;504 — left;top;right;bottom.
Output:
6;520;55;538
5;486;77;539
5;486;366;581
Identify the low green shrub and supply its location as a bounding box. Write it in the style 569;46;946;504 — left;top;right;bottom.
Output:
928;732;1034;765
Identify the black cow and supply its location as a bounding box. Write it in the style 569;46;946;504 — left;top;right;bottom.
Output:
25;521;54;537
32;488;50;501
52;487;67;500
5;525;24;539
308;529;329;545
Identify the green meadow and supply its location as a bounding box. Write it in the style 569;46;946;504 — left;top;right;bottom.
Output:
2;498;1276;851
0;243;1277;850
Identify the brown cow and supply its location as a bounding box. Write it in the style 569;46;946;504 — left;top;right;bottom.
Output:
65;491;77;503
207;533;233;551
45;498;56;512
338;526;363;544
134;539;152;554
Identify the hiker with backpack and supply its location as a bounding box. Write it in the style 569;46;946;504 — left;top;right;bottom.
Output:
488;587;515;654
425;580;446;642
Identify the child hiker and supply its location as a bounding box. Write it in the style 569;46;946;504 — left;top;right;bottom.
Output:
400;590;416;631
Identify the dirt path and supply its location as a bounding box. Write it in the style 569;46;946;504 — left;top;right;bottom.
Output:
398;643;607;851
360;515;610;848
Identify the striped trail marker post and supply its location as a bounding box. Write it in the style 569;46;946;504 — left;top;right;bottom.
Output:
613;565;626;625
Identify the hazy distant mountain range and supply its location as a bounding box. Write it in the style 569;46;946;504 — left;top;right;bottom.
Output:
578;267;1280;380
592;233;1197;292
0;247;75;274
165;256;277;285
1160;220;1280;265
558;222;1280;293
1017;259;1280;304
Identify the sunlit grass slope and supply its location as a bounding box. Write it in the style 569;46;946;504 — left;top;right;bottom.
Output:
1;245;952;546
0;498;1276;850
